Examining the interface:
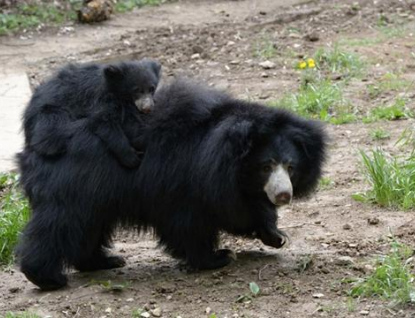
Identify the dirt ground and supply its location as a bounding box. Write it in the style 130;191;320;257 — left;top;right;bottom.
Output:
1;0;415;317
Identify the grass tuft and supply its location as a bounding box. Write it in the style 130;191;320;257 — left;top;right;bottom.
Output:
115;0;165;13
314;44;364;77
354;143;415;210
268;80;355;124
0;173;29;265
370;128;390;141
363;98;413;123
350;241;415;307
3;312;41;318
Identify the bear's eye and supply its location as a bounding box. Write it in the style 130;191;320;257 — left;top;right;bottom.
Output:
287;165;293;175
262;165;272;173
148;86;156;94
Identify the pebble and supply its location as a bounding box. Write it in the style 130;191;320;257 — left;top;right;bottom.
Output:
259;61;276;69
343;223;352;230
359;310;370;316
335;256;354;266
367;217;380;225
151;307;162;317
312;293;324;298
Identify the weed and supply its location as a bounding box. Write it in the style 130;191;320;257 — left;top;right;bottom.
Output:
367;73;413;99
115;0;165;13
0;3;78;35
253;37;276;59
0;173;29;265
314;44;364;77
350;241;415;307
269;80;355;124
370;128;390;141
319;177;335;190
363;98;413;123
88;279;131;292
3;312;41;318
353;143;415;210
236;282;261;303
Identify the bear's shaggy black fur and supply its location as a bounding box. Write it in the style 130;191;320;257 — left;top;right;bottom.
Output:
17;80;326;291
23;59;161;168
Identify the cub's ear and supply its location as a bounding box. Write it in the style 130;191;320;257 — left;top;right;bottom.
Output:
103;64;122;79
141;59;162;78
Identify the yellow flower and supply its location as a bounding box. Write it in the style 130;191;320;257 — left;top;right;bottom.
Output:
298;61;307;69
307;58;316;68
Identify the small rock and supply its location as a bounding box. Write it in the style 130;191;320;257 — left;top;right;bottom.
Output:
261;72;269;78
9;287;20;293
259;61;276;69
191;53;201;60
192;45;204;54
205;307;212;314
312;293;324;298
367;217;379;225
304;31;319;42
150;307;161;317
335;256;354;266
227;41;235;46
105;307;112;313
259;11;267;15
141;312;151;318
343;223;352;230
359;310;370;316
126;298;134;302
230;60;240;65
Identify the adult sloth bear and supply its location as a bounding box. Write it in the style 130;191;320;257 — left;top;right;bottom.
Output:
17;80;326;291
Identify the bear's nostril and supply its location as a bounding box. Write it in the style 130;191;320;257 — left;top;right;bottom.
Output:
275;192;292;206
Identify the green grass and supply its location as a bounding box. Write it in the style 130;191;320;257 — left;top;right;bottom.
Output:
350;241;415;307
367;73;413;99
0;173;30;265
370;128;390;141
319;177;335;190
0;0;166;34
268;80;355;124
0;2;80;35
3;312;41;318
115;0;165;13
253;38;276;59
363;98;413;123
353;146;415;210
313;44;365;77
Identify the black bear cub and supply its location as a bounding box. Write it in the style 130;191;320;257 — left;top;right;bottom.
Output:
23;59;161;168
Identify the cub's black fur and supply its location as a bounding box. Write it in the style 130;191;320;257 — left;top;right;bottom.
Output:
17;79;326;291
23;59;161;168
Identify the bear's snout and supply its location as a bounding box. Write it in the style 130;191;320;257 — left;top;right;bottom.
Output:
264;164;293;206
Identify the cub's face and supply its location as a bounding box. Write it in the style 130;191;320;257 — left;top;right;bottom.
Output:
103;59;162;113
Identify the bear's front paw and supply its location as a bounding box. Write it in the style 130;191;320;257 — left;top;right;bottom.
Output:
258;229;288;249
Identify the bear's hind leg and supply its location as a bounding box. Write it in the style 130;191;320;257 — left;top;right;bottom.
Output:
18;213;67;291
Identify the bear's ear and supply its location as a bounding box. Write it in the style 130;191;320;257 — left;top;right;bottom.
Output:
103;65;122;79
290;120;326;160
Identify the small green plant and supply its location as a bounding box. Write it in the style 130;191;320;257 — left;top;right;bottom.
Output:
115;0;164;13
3;312;41;318
350;241;415;307
367;73;413;99
370;128;390;141
353;144;415;210
0;173;30;265
236;282;261;303
88;279;130;292
319;177;335;190
132;308;146;317
314;44;364;77
363;98;413;123
253;37;276;59
269;80;355;124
